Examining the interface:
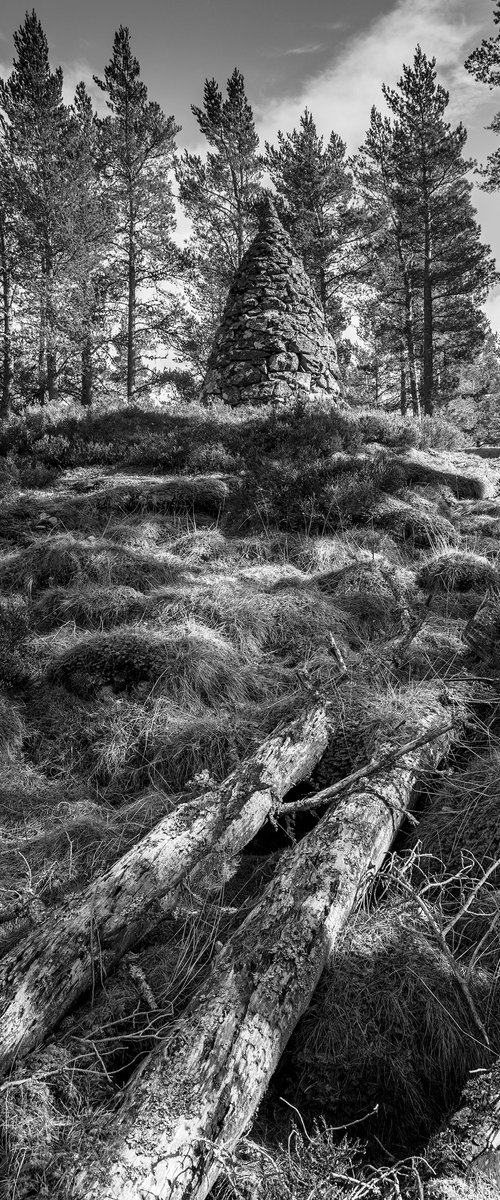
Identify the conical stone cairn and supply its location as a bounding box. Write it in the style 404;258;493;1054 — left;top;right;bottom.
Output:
201;196;342;407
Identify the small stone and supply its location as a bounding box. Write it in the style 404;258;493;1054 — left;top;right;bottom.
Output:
268;352;299;373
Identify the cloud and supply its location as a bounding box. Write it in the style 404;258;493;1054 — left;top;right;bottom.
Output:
484;288;500;336
277;43;325;57
255;0;493;150
60;58;108;113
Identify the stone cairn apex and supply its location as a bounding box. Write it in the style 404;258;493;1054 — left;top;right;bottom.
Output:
201;195;342;407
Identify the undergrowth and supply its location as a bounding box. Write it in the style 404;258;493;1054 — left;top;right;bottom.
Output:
0;395;498;1200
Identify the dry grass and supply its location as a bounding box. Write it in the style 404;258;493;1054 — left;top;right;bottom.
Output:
31;584;149;631
464;595;500;666
169;576;355;659
373;494;458;551
311;556;415;641
0;789;177;930
411;750;500;879
0;695;25;761
46;619;281;706
88;693;300;798
399;616;467;681
399;451;491;500
0;533;190;594
0;890;229;1198
417;549;499;595
2;442;500;1198
211;1126;367;1199
290;879;498;1151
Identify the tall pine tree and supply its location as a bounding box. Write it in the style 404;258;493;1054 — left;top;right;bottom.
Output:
176;69;262;370
0;11;76;403
465;2;500;191
356;48;496;415
265;109;355;338
94;27;180;400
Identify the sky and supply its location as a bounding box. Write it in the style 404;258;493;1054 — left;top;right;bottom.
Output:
1;0;500;331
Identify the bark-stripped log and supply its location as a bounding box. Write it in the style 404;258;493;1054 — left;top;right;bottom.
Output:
74;712;453;1200
0;704;327;1079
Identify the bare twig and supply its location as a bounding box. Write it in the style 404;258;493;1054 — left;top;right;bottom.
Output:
278;722;456;815
443;857;500;937
396;875;491;1049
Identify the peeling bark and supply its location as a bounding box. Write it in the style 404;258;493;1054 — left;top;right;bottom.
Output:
73;712;453;1200
0;705;327;1079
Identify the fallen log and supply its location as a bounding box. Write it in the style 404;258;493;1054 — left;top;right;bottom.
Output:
0;703;327;1079
73;711;453;1200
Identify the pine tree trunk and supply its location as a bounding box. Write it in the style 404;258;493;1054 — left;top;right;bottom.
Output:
37;256;47;405
81;335;93;407
396;234;420;418
422;205;434;416
319;264;328;315
0;211;12;419
45;243;58;402
127;199;136;401
73;713;452;1200
0;705;327;1079
400;348;408;417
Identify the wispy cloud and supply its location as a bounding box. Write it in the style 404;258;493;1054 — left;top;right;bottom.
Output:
256;0;493;149
60;58;108;113
278;43;325;57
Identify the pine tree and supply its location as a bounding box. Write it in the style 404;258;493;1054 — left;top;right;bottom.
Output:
94;26;180;400
0;11;74;403
176;69;262;367
64;83;114;407
355;109;422;416
356;48;496;416
0;153;15;417
465;2;500;190
264;109;355;337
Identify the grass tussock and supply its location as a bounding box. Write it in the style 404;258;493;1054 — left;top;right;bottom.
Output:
31;584;149;631
71;473;232;520
400;452;491;500
400;616;466;681
289;879;497;1152
412;750;500;879
46;619;274;704
312;556;414;641
417;548;499;594
0;694;25;760
373;493;458;551
89;691;300;798
148;575;356;660
0;789;177;928
0;532;190;595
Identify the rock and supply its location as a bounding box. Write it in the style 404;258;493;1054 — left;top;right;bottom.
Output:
200;195;342;408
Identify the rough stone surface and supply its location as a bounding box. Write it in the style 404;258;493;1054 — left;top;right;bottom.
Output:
201;196;342;408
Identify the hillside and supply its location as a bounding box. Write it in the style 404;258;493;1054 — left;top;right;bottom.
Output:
1;398;500;1198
